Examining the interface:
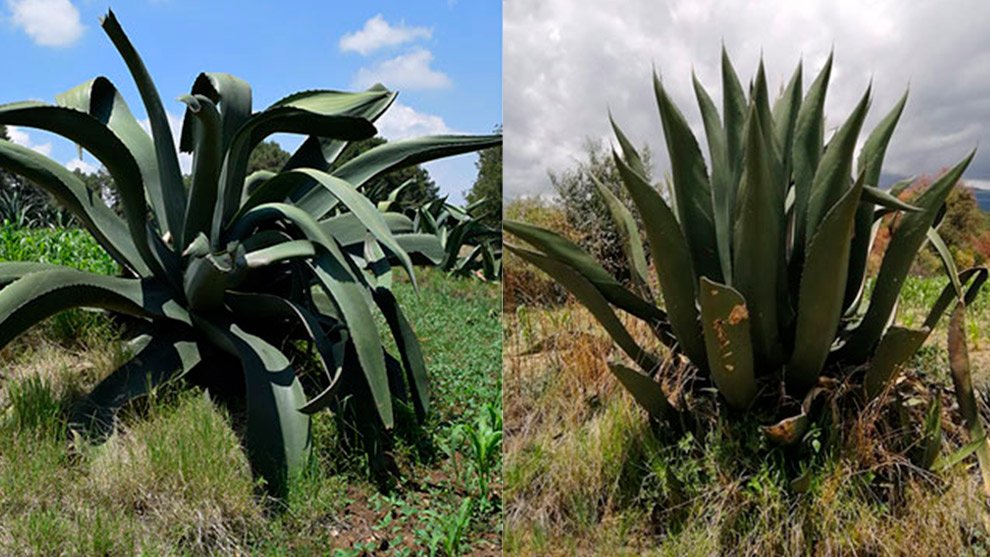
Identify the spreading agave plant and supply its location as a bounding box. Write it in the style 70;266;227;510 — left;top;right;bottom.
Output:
0;11;499;495
505;50;986;453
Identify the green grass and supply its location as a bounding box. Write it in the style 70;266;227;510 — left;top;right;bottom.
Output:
504;271;990;556
0;226;502;555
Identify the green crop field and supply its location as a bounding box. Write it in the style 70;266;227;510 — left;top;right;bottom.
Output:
0;225;502;556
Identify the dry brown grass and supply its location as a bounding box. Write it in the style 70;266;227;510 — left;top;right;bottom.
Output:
504;299;990;556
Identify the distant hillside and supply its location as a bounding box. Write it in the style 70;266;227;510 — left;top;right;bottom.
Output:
975;188;990;211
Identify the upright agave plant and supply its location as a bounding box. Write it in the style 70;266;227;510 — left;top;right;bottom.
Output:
0;11;499;495
506;50;986;451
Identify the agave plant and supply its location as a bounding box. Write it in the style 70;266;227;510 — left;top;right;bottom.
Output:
0;11;499;495
505;50;986;450
409;197;502;280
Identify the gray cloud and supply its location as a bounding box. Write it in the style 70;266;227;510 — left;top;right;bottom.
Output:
504;0;990;198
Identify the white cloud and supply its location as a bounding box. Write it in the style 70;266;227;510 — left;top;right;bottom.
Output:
7;0;84;47
65;157;96;173
340;14;432;55
353;48;452;90
504;0;990;198
374;102;456;140
7;126;52;157
137;111;193;175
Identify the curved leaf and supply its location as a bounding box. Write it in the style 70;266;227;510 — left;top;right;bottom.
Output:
0;140;148;274
296;134;502;218
0;268;188;349
508;244;660;373
101;10;186;238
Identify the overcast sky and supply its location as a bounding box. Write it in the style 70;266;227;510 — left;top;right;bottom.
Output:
504;0;990;199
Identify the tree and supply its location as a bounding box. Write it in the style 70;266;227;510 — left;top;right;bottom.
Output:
466;125;502;227
247;140;292;174
332;136;438;209
549;137;652;283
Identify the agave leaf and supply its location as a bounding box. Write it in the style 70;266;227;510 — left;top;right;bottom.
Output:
917;396;943;470
653;71;721;282
589;172;650;294
228;202;394;427
733;102;783;367
698;277;757;410
237;171;416;285
607;361;676;423
201;320;311;498
608;112;649;180
0;262;68;286
214;90;383;237
720;46;748;178
771;62;803;175
691;73;733;283
613;152;706;368
71;330;202;439
923;267;988;330
861;185;919;212
791;52;833;255
178;94;222;248
179;72;253;155
374;288;430;421
844;152;974;361
281;85;398;197
318;212;415;246
787;172;864;393
752;61;782;183
101;10;186;239
508;244;660;373
244;239;316;268
502;220;668;326
947;304;990;496
932;432;986;473
0;268;189;349
0;102;169;280
396;233;446;265
803;86;871;246
0;140;148;275
55;76;177;241
927;228;964;301
225;292;344;414
863;326;930;400
846;92;908;310
296;134;502;218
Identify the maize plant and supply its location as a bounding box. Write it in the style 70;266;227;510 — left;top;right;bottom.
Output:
505;50;986;449
0;11;499;496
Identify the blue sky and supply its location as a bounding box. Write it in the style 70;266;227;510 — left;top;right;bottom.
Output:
0;0;501;203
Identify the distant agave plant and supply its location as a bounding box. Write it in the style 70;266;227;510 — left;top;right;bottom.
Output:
0;11;499;495
415;197;502;280
377;191;502;281
506;50;986;458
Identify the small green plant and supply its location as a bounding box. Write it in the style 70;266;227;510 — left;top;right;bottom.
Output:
460;403;503;508
0;11;498;497
505;49;987;472
422;496;474;557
